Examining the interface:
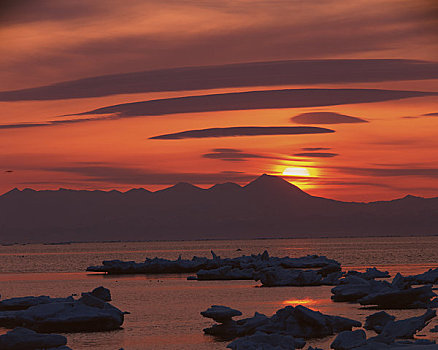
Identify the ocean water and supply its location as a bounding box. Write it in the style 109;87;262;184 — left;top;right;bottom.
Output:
0;236;438;349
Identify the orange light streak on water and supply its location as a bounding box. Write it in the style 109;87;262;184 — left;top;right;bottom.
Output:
282;298;318;307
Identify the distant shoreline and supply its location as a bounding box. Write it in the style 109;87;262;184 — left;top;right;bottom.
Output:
1;233;437;247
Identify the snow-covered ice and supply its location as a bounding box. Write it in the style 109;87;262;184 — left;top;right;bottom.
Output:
0;327;70;350
331;274;438;309
364;311;395;333
331;330;367;350
227;331;306;350
0;287;126;332
201;304;361;341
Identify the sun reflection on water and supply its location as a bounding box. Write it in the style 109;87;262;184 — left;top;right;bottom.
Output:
282;298;319;308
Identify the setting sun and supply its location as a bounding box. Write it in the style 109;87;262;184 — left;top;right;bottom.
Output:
282;167;311;177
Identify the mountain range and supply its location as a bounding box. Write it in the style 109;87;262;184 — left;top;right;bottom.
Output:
0;174;437;243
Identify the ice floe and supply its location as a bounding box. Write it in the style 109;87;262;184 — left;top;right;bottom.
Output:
376;309;436;340
0;296;74;311
406;268;438;286
201;305;242;323
0;286;126;332
201;304;361;341
87;251;341;284
197;266;256;281
227;331;306;350
364;311;395;333
331;330;438;349
254;267;342;287
201;302;438;349
345;268;390;280
331;329;367;350
0;327;71;350
331;274;438;309
328;310;438;350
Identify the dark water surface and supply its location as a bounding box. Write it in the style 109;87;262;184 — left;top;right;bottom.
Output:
0;236;437;349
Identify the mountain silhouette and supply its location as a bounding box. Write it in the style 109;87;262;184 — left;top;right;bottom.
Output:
0;174;437;243
243;173;309;195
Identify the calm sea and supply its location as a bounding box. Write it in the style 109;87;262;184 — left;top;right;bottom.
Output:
0;236;437;349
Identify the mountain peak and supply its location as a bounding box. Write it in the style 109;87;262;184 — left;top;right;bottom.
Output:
209;182;242;192
174;182;203;190
401;194;423;200
244;174;309;196
1;188;21;197
125;188;151;194
157;182;204;194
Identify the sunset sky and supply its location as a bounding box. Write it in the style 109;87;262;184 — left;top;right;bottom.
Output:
1;0;437;201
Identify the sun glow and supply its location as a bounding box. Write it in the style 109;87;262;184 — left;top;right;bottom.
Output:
282;167;311;177
282;298;318;307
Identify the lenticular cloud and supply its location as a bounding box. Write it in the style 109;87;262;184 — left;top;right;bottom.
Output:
150;126;334;140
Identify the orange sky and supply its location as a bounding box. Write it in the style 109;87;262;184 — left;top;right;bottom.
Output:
0;0;437;201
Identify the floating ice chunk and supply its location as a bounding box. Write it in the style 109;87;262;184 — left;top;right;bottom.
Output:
332;274;437;309
0;327;70;350
268;305;361;338
204;312;270;339
201;305;242;323
0;296;74;311
346;268;390;280
90;286;111;301
378;309;436;340
87;256;209;274
202;305;360;340
254;267;323;287
364;311;395;333
254;265;342;287
331;330;367;350
390;273;413;290
0;288;126;333
323;272;344;285
407;268;438;285
279;255;341;269
317;263;342;277
211;250;220;260
331;276;382;302
359;285;437;309
364;267;390;279
197;266;255;280
321;310;438;350
227;331;306;350
86;252;341;280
